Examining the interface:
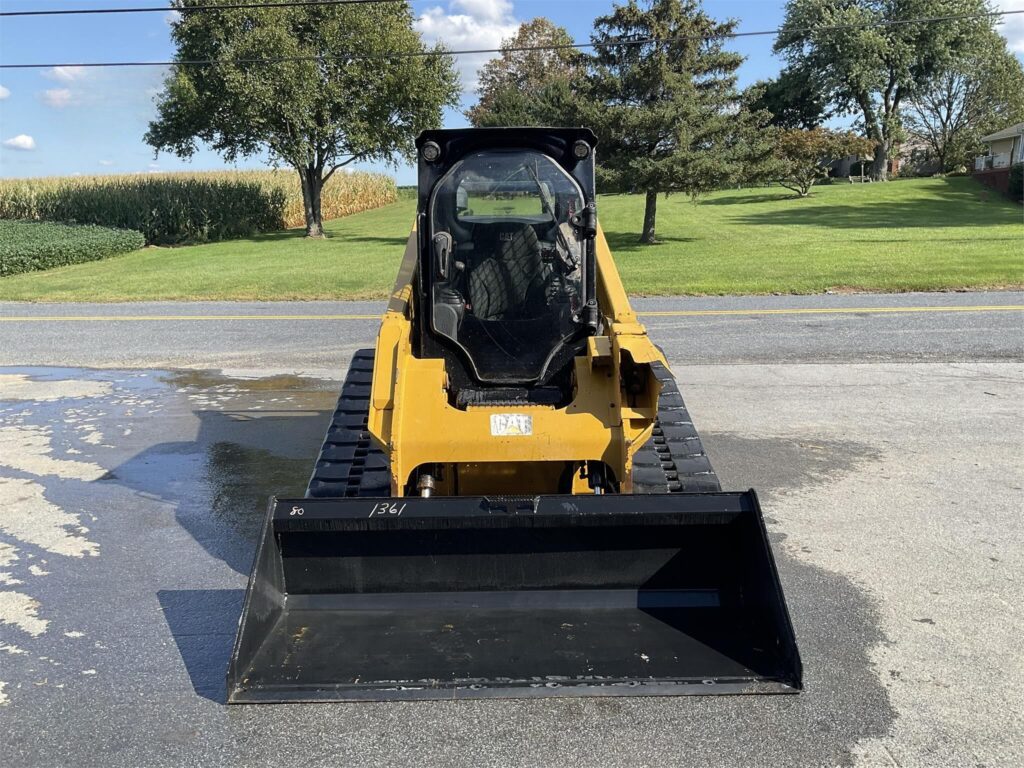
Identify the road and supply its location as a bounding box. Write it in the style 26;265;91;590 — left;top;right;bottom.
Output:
0;292;1022;768
1;291;1021;372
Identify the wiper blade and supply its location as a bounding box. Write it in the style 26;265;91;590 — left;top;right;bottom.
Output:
523;163;556;221
524;163;576;267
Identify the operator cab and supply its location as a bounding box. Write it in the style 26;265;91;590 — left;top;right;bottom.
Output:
417;129;598;389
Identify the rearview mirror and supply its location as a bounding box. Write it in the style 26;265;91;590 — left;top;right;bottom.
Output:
433;231;453;279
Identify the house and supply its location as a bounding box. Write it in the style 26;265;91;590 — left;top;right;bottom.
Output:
896;135;942;176
829;135;939;179
973;122;1023;196
975;122;1024;171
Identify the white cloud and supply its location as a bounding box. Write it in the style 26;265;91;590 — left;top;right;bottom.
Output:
416;0;519;93
996;0;1024;53
0;85;9;100
44;66;87;83
99;160;114;167
452;0;512;23
42;88;75;108
3;135;36;151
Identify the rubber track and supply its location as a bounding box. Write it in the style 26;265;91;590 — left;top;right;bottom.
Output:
630;362;722;494
305;352;719;498
306;349;391;498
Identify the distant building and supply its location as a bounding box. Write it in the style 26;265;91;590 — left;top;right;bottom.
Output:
973;122;1023;196
830;153;858;179
896;136;941;177
829;135;939;180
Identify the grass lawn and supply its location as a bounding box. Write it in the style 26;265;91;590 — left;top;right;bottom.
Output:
0;176;1020;301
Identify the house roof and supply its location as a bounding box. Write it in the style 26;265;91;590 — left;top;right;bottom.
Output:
980;122;1024;143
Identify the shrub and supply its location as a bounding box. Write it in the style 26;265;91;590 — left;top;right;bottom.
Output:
0;220;145;277
0;170;397;245
1010;163;1023;202
773;128;877;197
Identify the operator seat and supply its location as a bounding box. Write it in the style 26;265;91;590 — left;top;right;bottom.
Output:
468;224;549;321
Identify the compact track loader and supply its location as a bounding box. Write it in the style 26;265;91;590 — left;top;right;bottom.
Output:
227;128;802;702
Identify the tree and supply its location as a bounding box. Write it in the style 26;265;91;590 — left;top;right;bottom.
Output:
774;128;876;196
467;18;585;127
904;33;1024;172
146;0;458;237
775;0;992;181
588;0;761;244
468;78;589;128
749;66;828;129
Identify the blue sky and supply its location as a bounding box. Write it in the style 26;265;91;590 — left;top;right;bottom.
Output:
1;0;1022;183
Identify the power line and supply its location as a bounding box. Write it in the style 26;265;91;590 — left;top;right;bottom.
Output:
1;8;1021;70
0;0;403;17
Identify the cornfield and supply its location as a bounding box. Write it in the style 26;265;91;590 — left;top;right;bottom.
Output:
0;169;397;246
270;169;397;227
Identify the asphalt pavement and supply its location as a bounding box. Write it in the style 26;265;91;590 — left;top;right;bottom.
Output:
1;291;1021;372
0;293;1022;767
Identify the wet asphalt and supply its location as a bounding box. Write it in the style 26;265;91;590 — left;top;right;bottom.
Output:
0;293;1021;767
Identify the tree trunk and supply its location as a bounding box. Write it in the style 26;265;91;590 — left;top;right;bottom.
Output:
870;140;889;181
640;189;658;244
860;97;888;182
298;166;325;238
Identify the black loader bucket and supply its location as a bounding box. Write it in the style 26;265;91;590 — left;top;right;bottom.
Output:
227;491;802;702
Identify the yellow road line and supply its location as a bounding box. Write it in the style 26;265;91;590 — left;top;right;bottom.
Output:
638;305;1024;317
0;314;382;321
0;305;1021;322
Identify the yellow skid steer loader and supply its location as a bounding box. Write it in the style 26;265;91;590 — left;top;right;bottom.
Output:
227;128;802;702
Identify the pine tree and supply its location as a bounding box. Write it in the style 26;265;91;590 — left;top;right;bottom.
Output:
588;0;756;243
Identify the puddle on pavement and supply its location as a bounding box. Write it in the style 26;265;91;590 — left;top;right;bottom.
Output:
0;365;340;588
169;368;338;547
0;365;346;721
162;370;336;394
111;368;339;573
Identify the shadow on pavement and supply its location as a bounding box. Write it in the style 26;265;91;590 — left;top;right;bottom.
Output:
158;589;244;704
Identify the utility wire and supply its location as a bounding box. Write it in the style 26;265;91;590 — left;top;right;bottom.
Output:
0;0;403;17
1;8;1021;70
